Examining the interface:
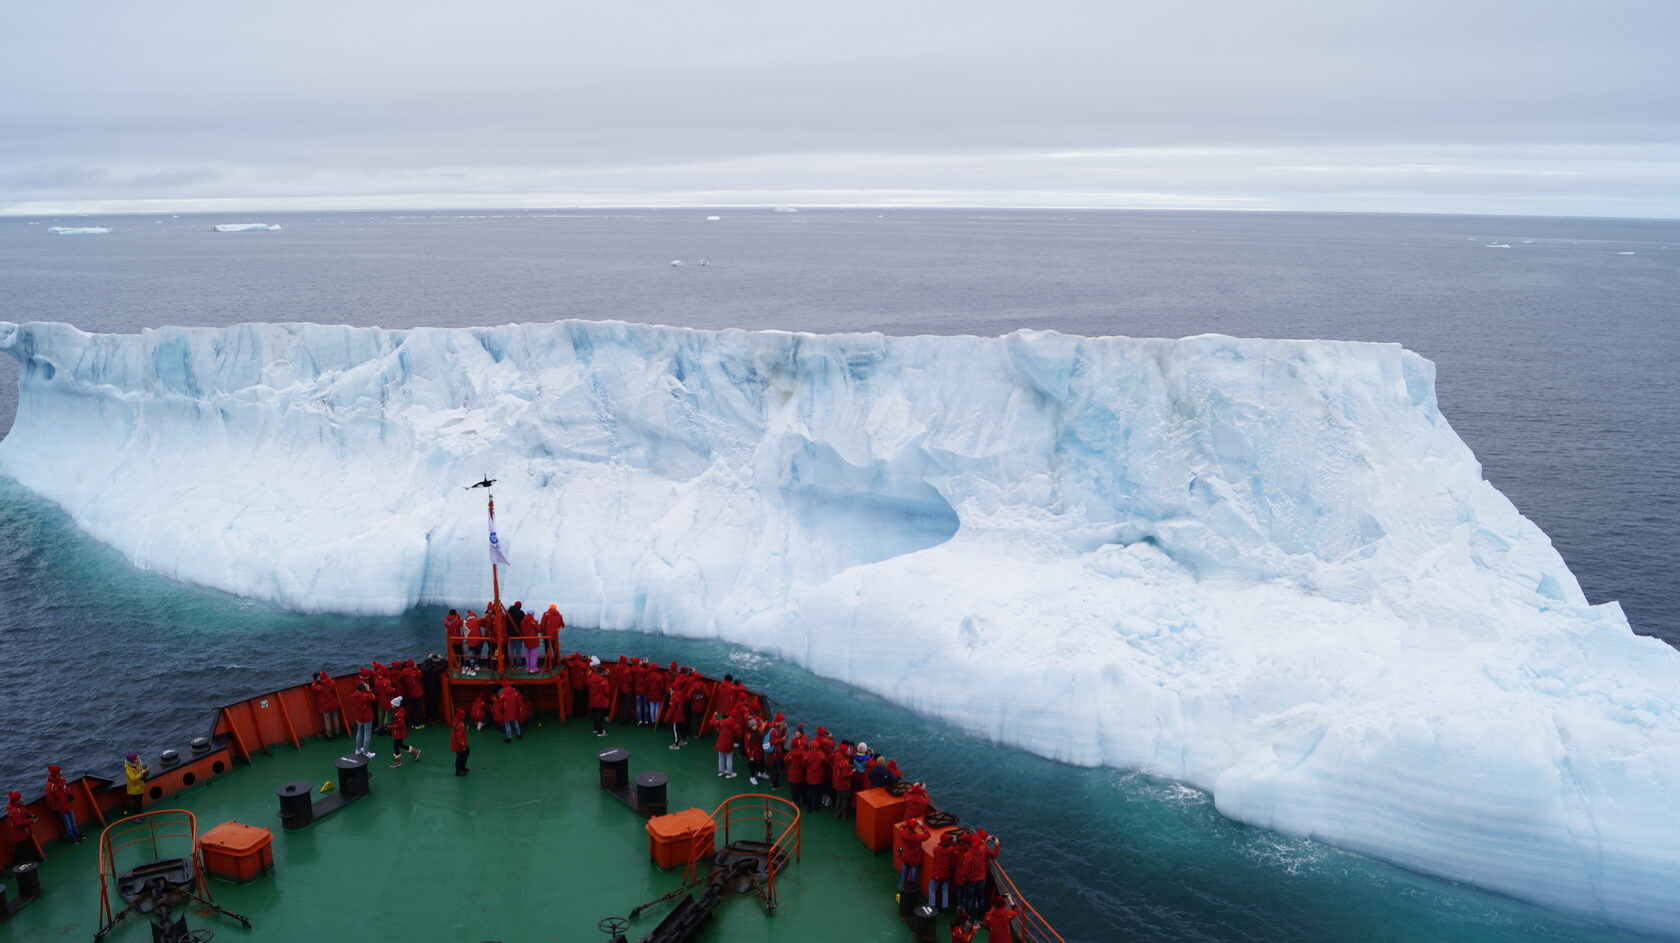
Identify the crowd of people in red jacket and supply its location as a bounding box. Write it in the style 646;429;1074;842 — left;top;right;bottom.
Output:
7;601;1019;941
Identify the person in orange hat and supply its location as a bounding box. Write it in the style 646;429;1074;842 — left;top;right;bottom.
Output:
44;765;84;842
5;790;41;860
539;604;564;671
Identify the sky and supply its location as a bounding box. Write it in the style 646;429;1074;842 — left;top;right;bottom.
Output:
3;1;1677;218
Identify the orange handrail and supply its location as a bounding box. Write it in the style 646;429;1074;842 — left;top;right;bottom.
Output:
96;810;211;928
990;860;1065;943
690;793;801;911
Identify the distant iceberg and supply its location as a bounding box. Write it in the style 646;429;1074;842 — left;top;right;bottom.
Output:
48;226;111;235
1;319;1678;936
213;223;282;233
705;215;721;221
773;206;799;213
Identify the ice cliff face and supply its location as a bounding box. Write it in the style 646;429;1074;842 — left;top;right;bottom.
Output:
2;319;1677;933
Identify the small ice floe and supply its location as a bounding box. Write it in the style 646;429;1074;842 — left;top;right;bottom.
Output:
773;206;799;213
48;226;111;235
1522;240;1534;243
705;215;721;221
1485;243;1511;249
670;260;684;267
1616;251;1636;255
213;223;281;232
696;259;710;267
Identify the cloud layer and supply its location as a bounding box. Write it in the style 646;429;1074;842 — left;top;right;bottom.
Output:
4;1;1677;216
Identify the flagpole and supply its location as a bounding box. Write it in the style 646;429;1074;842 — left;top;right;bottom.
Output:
489;493;504;677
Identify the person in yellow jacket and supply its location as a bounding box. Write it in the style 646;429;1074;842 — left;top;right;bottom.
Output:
124;752;150;819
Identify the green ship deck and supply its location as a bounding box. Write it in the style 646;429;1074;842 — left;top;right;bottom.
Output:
8;717;916;942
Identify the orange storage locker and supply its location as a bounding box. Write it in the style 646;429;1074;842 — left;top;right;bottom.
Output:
199;821;275;883
854;787;906;853
646;808;716;870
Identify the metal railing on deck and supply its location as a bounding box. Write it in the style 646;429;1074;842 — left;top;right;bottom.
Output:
447;633;558;676
990;860;1066;943
688;793;802;912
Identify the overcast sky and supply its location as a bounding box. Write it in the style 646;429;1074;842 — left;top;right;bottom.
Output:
3;1;1676;217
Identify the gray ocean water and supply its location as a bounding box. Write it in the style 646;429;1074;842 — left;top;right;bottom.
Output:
1;208;1676;942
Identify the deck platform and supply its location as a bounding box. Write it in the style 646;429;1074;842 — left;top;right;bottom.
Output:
5;713;912;942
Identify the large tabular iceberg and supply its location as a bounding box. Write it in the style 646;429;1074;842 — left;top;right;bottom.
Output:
1;320;1676;933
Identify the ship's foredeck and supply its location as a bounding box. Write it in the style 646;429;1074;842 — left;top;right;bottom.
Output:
9;714;910;942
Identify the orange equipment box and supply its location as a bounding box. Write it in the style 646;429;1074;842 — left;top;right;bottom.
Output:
199;821;275;884
646;808;717;871
854;787;906;853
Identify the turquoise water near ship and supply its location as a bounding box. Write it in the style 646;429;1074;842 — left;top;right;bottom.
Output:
1;209;1677;941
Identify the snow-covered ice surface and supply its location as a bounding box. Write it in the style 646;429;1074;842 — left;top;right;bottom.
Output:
212;223;281;232
1;319;1676;935
47;226;111;235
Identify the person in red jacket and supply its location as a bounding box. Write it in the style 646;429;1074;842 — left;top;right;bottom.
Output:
44;764;85;842
388;697;421;768
311;672;342;739
444;608;464;664
895;817;931;885
928;831;961;911
451;709;471;776
520;611;541;673
743;715;766;785
958;830;1000;915
349;681;377;757
464;610;484;673
373;666;397;733
830;743;855;819
712;711;741;779
566;652;590;718
950;915;978;943
903;781;932;821
641;661;665;727
982;896;1020;942
493;683;527;742
784;742;806;806
587;659;611;736
539;604;563;670
766;713;787;789
4;790;39;861
802;743;829;813
401;660;426;729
